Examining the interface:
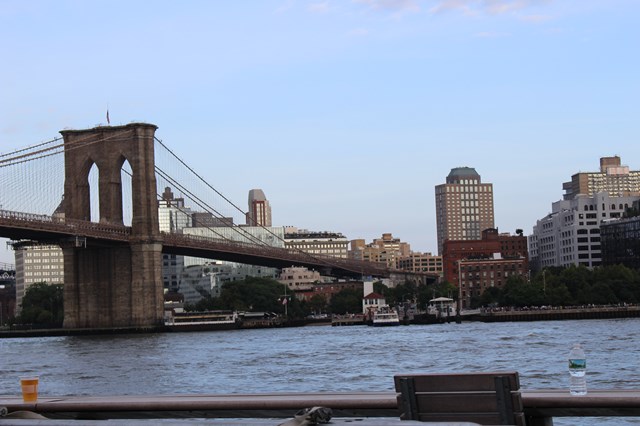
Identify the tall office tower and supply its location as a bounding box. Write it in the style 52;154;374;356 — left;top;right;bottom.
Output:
435;167;495;255
158;187;192;292
158;187;192;233
563;156;640;200
246;189;272;227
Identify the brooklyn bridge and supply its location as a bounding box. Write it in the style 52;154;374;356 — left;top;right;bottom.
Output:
0;123;434;329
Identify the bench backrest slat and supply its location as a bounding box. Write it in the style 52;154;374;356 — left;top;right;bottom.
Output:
394;372;525;426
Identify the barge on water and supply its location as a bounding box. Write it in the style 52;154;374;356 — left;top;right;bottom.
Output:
165;310;240;332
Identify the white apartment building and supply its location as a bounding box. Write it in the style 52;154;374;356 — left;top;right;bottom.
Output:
563;156;640;200
278;266;322;291
14;245;64;312
158;187;192;233
158;187;192;292
529;192;639;269
284;227;349;258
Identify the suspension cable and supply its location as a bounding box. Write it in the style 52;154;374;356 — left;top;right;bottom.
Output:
154;138;339;267
0;137;62;158
155;167;268;246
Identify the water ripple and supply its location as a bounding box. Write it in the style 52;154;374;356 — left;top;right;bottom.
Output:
2;318;640;425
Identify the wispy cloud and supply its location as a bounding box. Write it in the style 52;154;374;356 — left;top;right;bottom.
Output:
519;13;553;23
428;0;476;16
308;2;331;14
348;27;370;36
274;0;296;14
354;0;421;13
429;0;552;17
474;30;510;38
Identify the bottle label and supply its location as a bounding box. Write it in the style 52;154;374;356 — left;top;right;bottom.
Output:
569;359;586;369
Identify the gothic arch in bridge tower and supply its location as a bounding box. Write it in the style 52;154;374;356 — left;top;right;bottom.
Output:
85;158;134;225
59;123;163;329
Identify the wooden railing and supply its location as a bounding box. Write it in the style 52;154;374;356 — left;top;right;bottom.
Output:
2;390;640;424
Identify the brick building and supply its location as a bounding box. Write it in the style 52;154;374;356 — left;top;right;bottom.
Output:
458;256;528;308
442;228;528;308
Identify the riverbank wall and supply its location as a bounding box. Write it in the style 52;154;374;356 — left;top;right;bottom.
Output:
470;305;640;322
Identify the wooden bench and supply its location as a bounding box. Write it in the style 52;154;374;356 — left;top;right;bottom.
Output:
394;372;525;425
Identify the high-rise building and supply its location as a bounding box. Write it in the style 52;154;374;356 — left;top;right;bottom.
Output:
529;156;640;271
600;205;640;270
14;244;64;312
158;187;192;292
563;156;640;200
246;189;272;227
529;192;639;270
435;167;495;254
158;187;192;233
12;201;65;313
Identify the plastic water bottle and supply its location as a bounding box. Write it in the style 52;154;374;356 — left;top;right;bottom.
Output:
568;343;587;395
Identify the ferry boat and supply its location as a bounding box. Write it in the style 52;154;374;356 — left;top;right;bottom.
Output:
372;305;400;326
165;310;240;332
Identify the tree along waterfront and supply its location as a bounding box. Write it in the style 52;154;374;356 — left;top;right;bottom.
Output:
374;264;640;310
8;265;640;328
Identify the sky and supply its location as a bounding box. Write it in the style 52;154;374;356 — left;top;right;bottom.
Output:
1;0;639;265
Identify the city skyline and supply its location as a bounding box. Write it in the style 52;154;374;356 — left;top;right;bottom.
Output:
1;1;639;263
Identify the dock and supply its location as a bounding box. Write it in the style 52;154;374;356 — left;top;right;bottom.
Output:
331;315;365;326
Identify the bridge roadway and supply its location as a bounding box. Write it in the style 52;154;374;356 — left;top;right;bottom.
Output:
0;209;431;280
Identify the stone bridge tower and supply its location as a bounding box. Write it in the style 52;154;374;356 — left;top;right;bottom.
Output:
60;123;163;329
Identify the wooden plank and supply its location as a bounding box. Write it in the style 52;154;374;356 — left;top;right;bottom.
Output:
413;392;519;412
522;389;640;418
416;412;502;424
395;372;520;392
395;372;524;425
0;392;399;419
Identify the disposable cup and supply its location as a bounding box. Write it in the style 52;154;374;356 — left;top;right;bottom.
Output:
20;377;39;403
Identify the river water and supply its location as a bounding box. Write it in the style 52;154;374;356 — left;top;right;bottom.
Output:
2;318;640;425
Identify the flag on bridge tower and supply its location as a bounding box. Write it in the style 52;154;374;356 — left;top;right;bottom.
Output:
282;297;288;305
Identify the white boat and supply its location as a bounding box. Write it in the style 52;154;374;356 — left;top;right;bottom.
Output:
165;310;240;332
372;305;400;326
427;297;456;318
